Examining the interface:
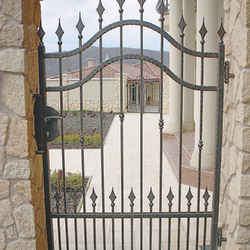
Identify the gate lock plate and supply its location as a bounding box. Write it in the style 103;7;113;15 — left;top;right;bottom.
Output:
44;106;62;143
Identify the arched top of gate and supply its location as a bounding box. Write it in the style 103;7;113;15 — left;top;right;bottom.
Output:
46;54;218;93
43;20;219;60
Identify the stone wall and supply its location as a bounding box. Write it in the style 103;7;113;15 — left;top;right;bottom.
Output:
0;0;47;250
220;0;250;248
47;74;169;114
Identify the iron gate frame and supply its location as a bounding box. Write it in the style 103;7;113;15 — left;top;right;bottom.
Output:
34;0;226;249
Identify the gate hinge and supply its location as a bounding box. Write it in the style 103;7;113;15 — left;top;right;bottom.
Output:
224;61;235;84
33;94;44;154
217;227;227;247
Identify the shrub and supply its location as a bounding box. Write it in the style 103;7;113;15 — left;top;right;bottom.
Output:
51;169;58;186
71;110;78;114
69;134;80;145
50;170;83;190
93;133;101;146
84;135;93;145
66;172;82;189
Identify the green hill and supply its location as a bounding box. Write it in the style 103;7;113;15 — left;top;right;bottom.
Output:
45;46;169;77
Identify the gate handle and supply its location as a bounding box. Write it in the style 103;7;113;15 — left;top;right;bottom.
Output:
44;115;64;122
224;61;235;84
218;227;227;247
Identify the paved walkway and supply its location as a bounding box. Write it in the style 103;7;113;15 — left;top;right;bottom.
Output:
50;113;211;249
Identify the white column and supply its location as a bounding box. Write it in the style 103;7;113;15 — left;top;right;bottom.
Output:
190;0;222;170
165;0;182;133
183;0;195;131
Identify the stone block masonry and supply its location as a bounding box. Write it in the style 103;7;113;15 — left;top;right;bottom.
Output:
0;0;48;250
220;0;250;249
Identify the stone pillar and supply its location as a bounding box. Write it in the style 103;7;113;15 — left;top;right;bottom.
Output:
0;0;47;249
165;0;182;133
220;0;250;248
190;0;220;170
183;0;195;131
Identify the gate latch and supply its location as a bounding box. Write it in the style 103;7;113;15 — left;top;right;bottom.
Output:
44;106;62;142
217;227;227;247
224;61;235;84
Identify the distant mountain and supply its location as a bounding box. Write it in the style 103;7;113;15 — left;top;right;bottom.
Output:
45;46;169;78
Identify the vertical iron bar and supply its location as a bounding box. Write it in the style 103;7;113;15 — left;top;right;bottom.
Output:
118;4;125;250
57;213;62;250
92;189;97;250
203;196;208;249
211;42;225;250
186;200;191;250
77;13;88;250
196;32;205;250
111;197;115;250
167;188;174;250
57;30;69;250
158;7;165;250
139;5;144;250
148;188;154;250
98;11;106;250
73;195;78;250
168;209;172;250
178;18;185;250
38;42;54;250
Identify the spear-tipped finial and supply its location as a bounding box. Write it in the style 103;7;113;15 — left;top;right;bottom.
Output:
167;187;174;206
96;0;105;19
178;13;187;35
186;187;193;205
156;0;167;17
55;18;64;42
37;20;45;45
137;0;146;8
116;0;125;9
217;19;226;44
199;18;208;43
76;12;85;36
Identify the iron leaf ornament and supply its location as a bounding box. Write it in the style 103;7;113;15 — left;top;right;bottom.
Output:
178;13;187;35
128;188;136;205
137;0;146;8
55;18;64;42
156;0;167;17
167;187;174;205
97;0;105;19
116;0;125;8
217;19;226;44
203;187;210;203
37;20;45;45
76;12;85;36
109;188;117;204
199;18;208;43
90;188;98;204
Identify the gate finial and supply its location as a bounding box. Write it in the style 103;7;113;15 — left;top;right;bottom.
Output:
167;187;174;206
55;18;64;43
96;0;105;20
76;12;85;37
178;13;187;36
116;0;125;9
137;0;146;8
156;0;167;18
37;20;45;45
199;18;207;43
217;19;226;44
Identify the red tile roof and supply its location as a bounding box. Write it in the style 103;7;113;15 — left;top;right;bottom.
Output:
48;61;161;82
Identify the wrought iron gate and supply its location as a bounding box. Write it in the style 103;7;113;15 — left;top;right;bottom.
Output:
34;0;226;249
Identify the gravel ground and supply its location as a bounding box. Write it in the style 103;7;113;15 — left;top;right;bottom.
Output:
49;110;116;149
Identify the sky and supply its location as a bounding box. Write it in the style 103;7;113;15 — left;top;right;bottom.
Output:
41;0;169;53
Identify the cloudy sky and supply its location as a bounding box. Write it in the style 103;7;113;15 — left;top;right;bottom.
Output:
41;0;169;53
